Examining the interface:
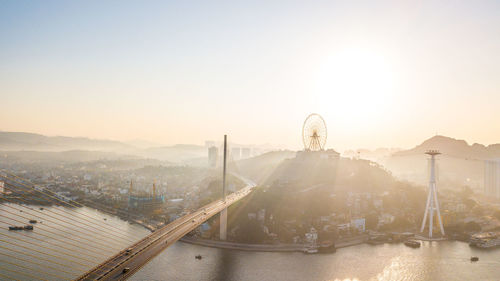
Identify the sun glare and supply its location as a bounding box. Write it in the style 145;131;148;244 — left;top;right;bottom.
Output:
315;48;398;127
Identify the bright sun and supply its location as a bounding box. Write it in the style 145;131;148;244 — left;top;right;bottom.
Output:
315;47;398;127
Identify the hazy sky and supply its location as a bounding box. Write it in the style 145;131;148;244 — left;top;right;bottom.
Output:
1;1;499;151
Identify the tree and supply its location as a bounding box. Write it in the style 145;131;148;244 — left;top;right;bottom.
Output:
365;213;379;230
463;198;476;210
464;221;481;232
493;210;500;221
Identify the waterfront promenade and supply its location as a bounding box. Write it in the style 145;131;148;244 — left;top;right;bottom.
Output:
180;234;369;252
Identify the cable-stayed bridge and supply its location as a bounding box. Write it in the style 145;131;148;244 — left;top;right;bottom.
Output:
0;170;255;281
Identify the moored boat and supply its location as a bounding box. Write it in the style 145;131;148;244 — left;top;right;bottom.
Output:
319;241;336;253
8;226;24;231
303;246;319;254
404;240;421;248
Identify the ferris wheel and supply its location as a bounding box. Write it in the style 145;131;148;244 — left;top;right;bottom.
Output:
302;113;327;151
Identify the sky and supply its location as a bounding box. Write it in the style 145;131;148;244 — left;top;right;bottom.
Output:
1;0;500;151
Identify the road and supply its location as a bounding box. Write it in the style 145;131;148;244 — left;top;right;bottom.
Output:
76;178;255;281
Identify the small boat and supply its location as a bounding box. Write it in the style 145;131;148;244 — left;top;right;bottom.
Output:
8;226;23;231
319;241;336;253
29;220;37;224
404;240;421;248
471;256;479;262
303;247;319;254
195;255;202;260
24;225;34;230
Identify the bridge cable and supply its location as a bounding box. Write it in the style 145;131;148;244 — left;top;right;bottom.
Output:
0;264;50;281
0;237;91;268
0;212;118;255
1;171;144;237
0;198;128;250
0;249;78;276
1;172;144;240
0;206;124;252
0;220;104;260
0;258;68;280
0;232;97;265
0;271;21;281
0;243;86;272
2;184;138;245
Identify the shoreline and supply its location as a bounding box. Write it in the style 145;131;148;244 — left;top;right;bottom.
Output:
180;234;369;253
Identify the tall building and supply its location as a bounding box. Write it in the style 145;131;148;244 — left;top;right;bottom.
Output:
208;146;218;168
241;148;251;159
484;160;500;199
231;147;241;161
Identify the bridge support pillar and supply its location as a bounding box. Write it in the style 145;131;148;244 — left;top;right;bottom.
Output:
220;207;227;240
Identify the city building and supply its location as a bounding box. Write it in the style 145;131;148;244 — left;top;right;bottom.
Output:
350;218;366;232
231;147;241;161
128;181;165;213
484;160;500;199
241;148;251;159
208;146;218;168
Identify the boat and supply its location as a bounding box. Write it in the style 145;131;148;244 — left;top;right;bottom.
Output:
476;239;500;249
29;220;37;224
471;256;479;262
8;226;23;231
195;255;202;260
303;247;319;254
319;241;336;253
404;240;421;248
24;225;33;230
469;232;500;249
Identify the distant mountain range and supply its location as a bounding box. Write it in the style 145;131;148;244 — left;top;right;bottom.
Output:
0;131;207;164
0;131;133;152
385;135;500;190
2;131;500;180
393;135;500;159
0;131;271;165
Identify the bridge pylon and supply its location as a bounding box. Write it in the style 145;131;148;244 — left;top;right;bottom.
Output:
220;134;228;240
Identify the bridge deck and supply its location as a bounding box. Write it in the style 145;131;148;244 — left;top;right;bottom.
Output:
76;185;254;281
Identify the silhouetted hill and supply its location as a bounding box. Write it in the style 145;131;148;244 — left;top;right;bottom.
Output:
386;135;500;190
264;152;396;194
0;131;207;164
343;147;402;166
235;150;296;184
393;135;500;159
0;150;141;163
0;131;133;152
141;144;206;163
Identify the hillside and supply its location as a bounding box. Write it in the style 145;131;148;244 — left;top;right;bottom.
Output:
393;135;500;159
0;131;133;152
235;150;296;184
0;131;207;165
265;152;396;194
141;144;206;163
385;135;500;190
0;150;141;164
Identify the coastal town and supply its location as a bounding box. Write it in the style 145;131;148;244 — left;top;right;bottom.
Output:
2;139;500;256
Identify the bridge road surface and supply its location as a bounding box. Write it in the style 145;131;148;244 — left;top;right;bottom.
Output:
76;180;255;281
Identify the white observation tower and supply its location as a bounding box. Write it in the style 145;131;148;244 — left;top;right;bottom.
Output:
420;150;445;238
